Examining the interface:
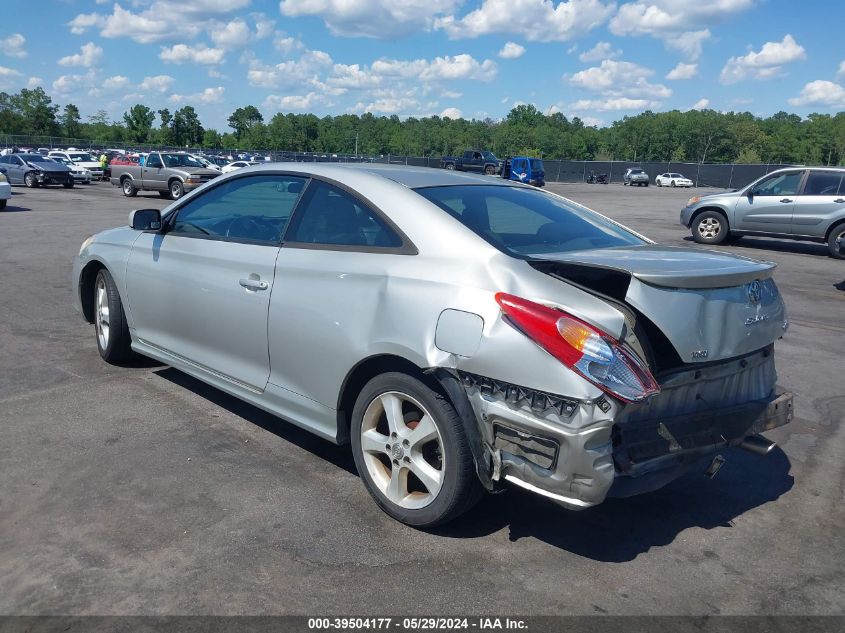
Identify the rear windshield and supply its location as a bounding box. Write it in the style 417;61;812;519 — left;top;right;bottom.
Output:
68;153;95;162
629;168;645;174
416;185;645;256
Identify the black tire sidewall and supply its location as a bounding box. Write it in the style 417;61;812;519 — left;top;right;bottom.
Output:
693;211;728;244
828;223;845;259
122;180;136;197
350;372;477;527
94;269;131;363
170;181;184;199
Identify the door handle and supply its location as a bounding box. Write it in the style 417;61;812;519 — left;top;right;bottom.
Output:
834;199;845;204
239;278;269;291
779;198;793;203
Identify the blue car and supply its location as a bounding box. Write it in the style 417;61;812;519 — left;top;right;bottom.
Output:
503;156;545;187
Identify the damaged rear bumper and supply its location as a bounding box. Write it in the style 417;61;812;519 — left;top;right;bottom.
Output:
458;346;794;510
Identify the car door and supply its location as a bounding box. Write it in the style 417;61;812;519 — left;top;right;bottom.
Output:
789;170;845;238
125;173;307;391
268;179;409;408
7;155;26;183
143;153;167;190
733;170;805;234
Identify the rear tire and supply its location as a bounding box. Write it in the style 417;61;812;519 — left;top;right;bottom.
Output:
692;210;729;245
671;180;676;187
350;372;483;528
122;178;137;197
93;268;133;363
828;222;845;259
0;199;6;210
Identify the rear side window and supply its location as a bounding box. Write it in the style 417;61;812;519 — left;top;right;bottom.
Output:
417;185;645;255
285;181;402;248
802;171;843;196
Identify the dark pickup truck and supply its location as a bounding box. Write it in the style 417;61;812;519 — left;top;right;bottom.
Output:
440;150;503;175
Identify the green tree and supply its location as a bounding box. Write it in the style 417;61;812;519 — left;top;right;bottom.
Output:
61;103;81;139
122;104;156;143
171;106;203;146
227;105;264;140
10;87;59;135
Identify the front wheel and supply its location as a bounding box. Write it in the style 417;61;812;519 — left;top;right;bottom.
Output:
444;163;455;171
63;180;74;189
350;373;482;528
484;165;495;175
169;180;184;200
0;199;6;210
828;222;845;259
692;210;729;245
24;172;38;188
93;268;133;363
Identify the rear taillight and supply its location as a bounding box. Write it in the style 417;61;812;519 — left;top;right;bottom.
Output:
495;293;659;403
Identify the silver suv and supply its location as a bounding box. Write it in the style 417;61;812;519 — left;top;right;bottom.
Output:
623;168;650;186
681;167;845;259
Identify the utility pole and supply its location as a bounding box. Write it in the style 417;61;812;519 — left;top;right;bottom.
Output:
355;132;359;158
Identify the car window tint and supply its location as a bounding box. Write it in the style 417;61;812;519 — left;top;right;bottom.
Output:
0;156;8;164
803;171;843;196
285;181;402;248
170;175;306;244
418;185;645;255
146;154;163;168
753;172;803;196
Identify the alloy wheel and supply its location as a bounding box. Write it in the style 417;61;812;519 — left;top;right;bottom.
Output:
360;391;445;509
95;275;110;350
698;217;721;239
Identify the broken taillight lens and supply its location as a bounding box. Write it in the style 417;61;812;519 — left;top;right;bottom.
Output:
495;293;659;403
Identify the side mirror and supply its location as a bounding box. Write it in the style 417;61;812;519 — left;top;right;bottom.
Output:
129;208;162;231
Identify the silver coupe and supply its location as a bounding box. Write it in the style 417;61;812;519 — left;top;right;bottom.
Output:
73;164;794;527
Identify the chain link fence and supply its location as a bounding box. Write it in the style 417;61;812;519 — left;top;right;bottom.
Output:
2;134;797;190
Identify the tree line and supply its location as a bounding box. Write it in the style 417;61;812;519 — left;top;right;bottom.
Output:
2;87;844;165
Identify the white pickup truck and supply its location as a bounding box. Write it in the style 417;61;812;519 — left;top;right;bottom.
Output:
110;151;220;200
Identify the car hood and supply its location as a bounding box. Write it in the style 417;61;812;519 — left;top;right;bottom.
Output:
180;167;220;177
28;160;71;172
531;245;786;364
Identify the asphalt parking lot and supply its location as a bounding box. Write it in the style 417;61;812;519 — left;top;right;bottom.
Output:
1;178;843;616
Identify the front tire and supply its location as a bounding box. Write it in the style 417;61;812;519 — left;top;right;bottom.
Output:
828;222;845;259
350;372;482;528
444;163;455;171
692;210;729;245
484;165;495;176
169;180;184;200
24;172;38;188
93;269;133;363
0;199;6;210
63;180;74;189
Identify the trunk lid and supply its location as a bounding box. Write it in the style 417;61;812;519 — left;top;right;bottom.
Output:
531;245;787;364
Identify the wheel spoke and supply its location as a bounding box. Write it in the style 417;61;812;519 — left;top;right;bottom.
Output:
380;393;404;435
408;453;442;495
406;414;437;450
386;465;408;504
361;428;389;455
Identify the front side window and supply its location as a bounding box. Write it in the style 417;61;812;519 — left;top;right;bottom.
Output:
285;181;402;248
161;153;203;168
146;154;163;168
752;172;803;196
802;171;843;196
169;175;307;244
417;185;645;256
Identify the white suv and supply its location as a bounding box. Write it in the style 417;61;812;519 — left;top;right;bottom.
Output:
48;150;103;181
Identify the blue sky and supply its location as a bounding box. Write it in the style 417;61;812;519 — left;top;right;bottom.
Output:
1;1;844;130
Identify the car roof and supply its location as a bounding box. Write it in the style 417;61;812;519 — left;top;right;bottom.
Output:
339;163;516;188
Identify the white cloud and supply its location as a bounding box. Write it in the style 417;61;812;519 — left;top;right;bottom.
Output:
102;75;130;90
570;97;660;111
664;29;710;61
52;74;85;94
498;42;526;59
666;62;697;80
788;80;845;109
247;50;333;89
838;61;845;78
371;54;497;82
264;92;326;112
210;18;252;49
160;44;226;65
610;0;754;36
274;34;305;55
440;107;463;119
578;41;621;62
58;42;103;67
690;98;710;110
280;0;453;38
170;86;225;104
350;97;420;114
569;59;671;99
26;76;42;89
0;65;22;89
139;75;176;93
720;34;806;84
1;33;26;59
438;0;615;42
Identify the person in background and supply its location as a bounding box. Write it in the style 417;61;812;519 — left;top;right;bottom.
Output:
99;151;108;179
